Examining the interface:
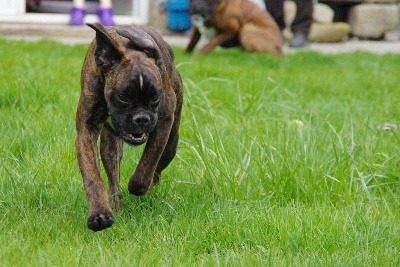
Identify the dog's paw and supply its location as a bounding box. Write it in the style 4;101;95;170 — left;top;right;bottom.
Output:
128;172;160;196
87;213;114;231
128;180;149;196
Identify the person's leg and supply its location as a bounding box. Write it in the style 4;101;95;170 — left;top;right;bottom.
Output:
69;0;86;26
97;0;115;26
291;0;313;35
72;0;85;8
264;0;285;31
98;0;112;9
289;0;313;47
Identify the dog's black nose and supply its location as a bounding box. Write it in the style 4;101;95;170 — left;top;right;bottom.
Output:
132;113;151;127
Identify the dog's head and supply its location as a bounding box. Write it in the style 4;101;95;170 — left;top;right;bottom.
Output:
88;23;164;146
189;0;222;24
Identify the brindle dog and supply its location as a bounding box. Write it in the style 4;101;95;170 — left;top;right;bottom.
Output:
75;23;183;231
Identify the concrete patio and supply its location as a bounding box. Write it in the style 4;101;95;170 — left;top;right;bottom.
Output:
1;22;400;55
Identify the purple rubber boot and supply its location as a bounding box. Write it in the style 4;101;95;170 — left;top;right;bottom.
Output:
69;7;86;26
97;8;116;26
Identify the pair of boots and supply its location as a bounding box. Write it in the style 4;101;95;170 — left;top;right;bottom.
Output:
69;7;115;26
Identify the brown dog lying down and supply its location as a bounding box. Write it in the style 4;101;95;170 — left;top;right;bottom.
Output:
185;0;284;56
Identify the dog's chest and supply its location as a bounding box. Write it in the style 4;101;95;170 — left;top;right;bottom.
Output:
192;16;217;40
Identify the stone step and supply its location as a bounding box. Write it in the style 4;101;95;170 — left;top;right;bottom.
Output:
349;3;399;39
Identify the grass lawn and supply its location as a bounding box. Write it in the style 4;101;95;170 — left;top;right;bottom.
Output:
0;37;399;266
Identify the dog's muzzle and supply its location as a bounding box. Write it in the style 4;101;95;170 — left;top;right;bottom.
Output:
104;116;150;146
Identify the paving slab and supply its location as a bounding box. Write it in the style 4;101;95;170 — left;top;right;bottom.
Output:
1;23;400;55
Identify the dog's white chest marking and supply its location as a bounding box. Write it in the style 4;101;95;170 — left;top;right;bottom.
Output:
191;16;217;40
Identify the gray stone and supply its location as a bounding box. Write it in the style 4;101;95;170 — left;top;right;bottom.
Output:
363;0;398;3
314;3;335;24
384;29;400;41
309;22;351;42
349;4;399;39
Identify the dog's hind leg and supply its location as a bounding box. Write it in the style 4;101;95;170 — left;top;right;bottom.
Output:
100;127;124;212
240;24;284;56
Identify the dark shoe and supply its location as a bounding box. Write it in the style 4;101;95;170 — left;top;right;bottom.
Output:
289;32;309;48
69;7;86;26
97;8;116;26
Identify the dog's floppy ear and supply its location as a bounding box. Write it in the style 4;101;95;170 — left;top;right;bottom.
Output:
87;23;125;69
116;29;164;69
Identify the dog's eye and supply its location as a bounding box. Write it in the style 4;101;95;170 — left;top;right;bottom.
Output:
151;96;160;104
150;94;161;106
117;93;129;103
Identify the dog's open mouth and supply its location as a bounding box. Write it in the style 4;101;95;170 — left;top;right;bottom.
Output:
104;117;149;146
121;132;149;146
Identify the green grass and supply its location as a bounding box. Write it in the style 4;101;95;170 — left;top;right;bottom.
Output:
0;38;399;266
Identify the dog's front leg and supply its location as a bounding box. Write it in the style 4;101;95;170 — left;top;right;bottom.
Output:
197;31;236;55
185;27;201;53
155;76;183;181
128;93;177;196
100;128;124;212
76;99;114;231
